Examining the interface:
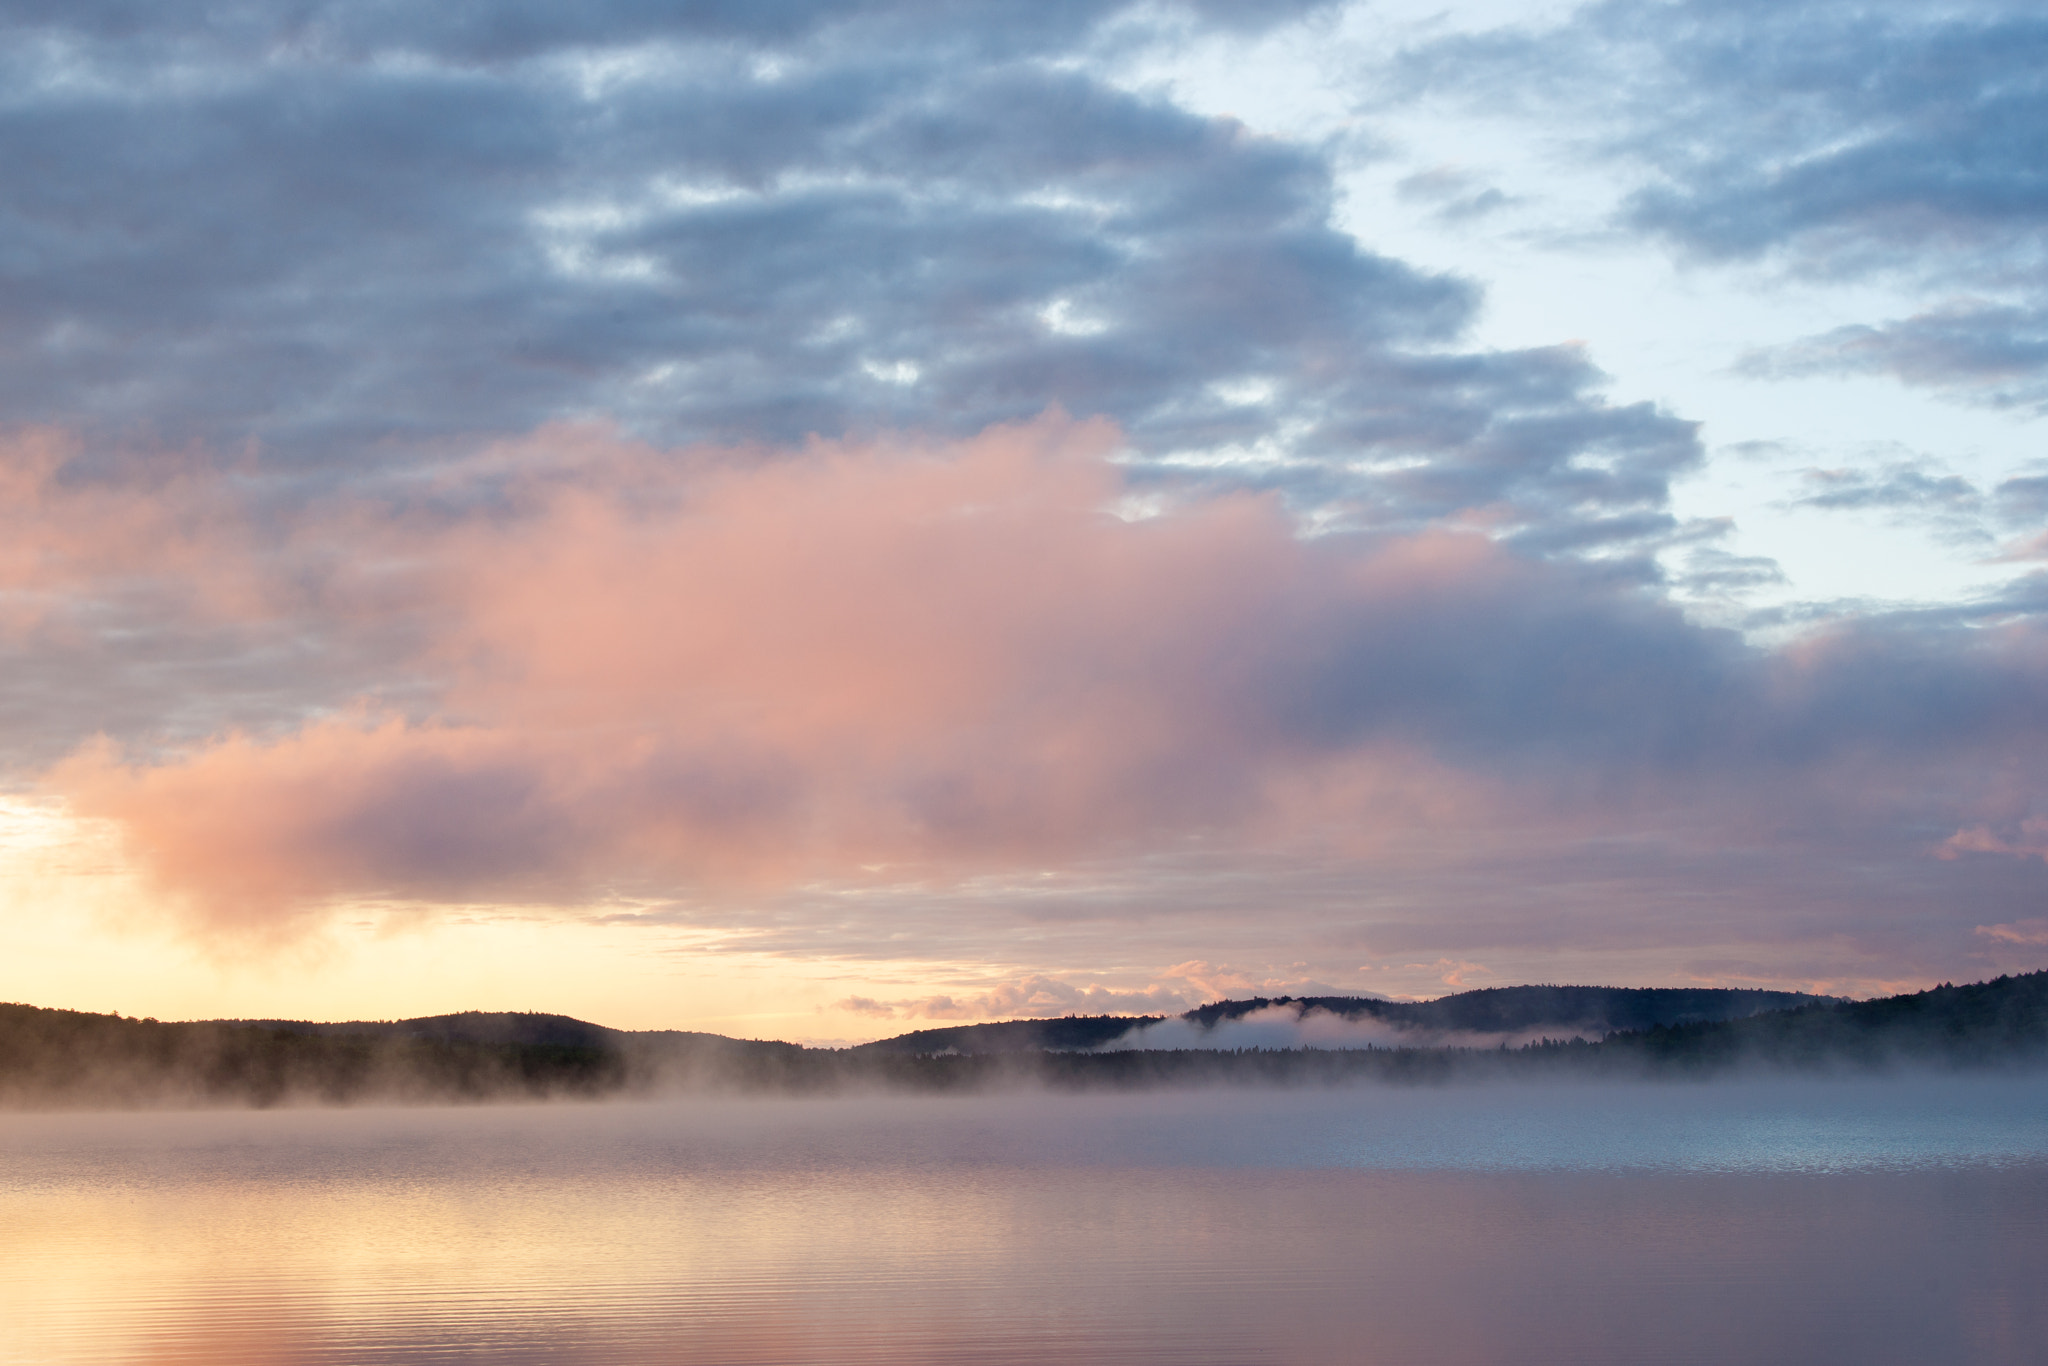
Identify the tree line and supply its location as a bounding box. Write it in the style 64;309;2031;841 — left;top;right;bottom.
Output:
2;970;2042;1109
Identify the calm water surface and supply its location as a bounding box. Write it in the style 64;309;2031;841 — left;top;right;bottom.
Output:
3;1077;2046;1365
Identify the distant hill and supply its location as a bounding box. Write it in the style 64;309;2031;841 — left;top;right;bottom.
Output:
1184;984;1823;1035
226;1011;624;1048
226;1011;744;1052
221;986;1828;1061
851;1016;1161;1055
1594;971;2048;1073
855;984;1824;1056
1;972;2042;1109
0;1005;806;1109
1026;971;2048;1089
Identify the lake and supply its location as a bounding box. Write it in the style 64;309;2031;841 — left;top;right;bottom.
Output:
4;1076;2046;1365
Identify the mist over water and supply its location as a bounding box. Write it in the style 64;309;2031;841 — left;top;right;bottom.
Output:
4;1079;2046;1365
1098;1003;1605;1052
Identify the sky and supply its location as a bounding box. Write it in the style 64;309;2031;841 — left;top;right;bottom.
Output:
2;0;2047;1042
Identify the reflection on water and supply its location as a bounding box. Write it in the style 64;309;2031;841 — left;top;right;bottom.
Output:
3;1078;2046;1365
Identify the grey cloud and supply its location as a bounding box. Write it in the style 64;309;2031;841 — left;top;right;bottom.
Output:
32;417;2048;952
1395;166;1512;222
1791;464;1981;515
1389;0;2048;404
1670;547;1787;597
1604;2;2048;275
1502;510;1677;559
1395;166;1473;203
0;0;1711;808
399;551;2048;979
0;0;1330;63
675;810;2048;996
13;0;2048;989
1275;542;2048;796
1774;459;1992;548
1737;303;2048;409
1994;473;2048;527
1432;187;1510;223
1392;0;2048;272
1302;350;1701;536
1720;440;1793;462
0;0;1690;561
1267;551;1749;772
1756;610;2048;758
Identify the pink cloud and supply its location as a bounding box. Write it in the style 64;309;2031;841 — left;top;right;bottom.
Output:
47;416;1514;929
1416;959;1498;990
1939;819;2048;863
1975;921;2048;947
31;412;2048;974
1991;530;2048;563
0;428;266;636
843;975;1197;1022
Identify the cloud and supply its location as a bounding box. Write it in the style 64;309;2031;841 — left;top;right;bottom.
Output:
20;416;2048;952
1670;546;1787;597
1388;0;2048;405
1103;1003;1408;1050
1789;464;1980;516
1942;820;2048;864
0;428;395;773
1592;2;2048;277
1975;920;2048;947
1994;473;2048;523
47;416;1527;927
1395;166;1513;223
0;428;258;633
1993;532;2048;563
1737;304;2048;410
1395;0;2047;270
8;2;1430;470
0;0;1696;561
0;0;1337;60
1776;459;1990;545
1098;999;1587;1052
838;974;1197;1022
3;1;2048;991
0;1;1725;821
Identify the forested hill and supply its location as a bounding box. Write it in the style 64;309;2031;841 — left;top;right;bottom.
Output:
1593;970;2048;1071
227;1011;736;1051
850;1015;1162;1055
1186;985;1822;1034
229;984;1826;1058
857;984;1824;1056
2;971;2042;1109
0;1005;805;1109
231;1011;620;1047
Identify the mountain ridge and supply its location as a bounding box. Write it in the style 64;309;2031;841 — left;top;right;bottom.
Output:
214;983;1833;1056
2;972;2040;1108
